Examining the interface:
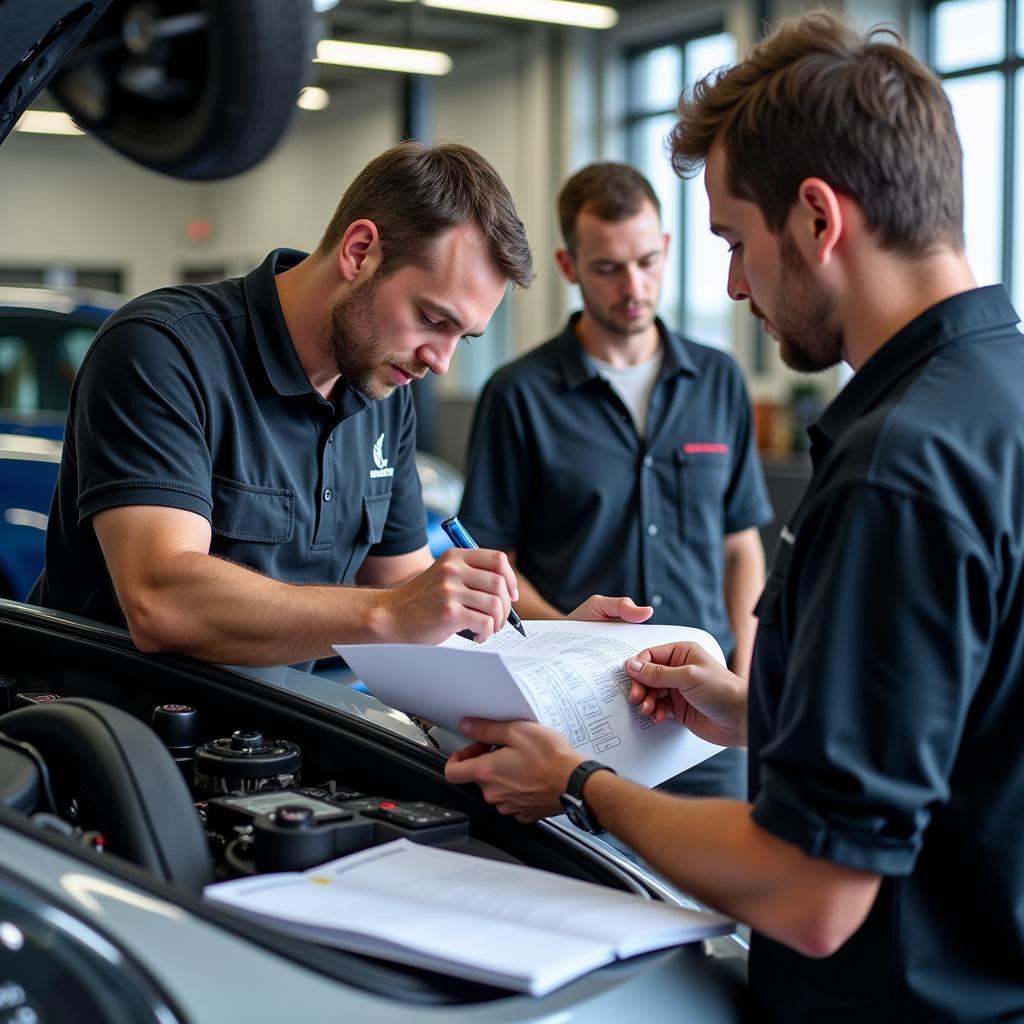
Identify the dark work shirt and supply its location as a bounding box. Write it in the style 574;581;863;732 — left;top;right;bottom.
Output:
460;315;772;799
747;286;1024;1022
460;314;772;659
30;250;427;643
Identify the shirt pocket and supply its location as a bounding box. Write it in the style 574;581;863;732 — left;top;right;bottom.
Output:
340;492;392;582
363;492;391;546
211;475;295;543
675;450;729;549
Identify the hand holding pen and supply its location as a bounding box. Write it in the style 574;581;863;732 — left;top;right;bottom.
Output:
442;516;527;638
374;540;518;646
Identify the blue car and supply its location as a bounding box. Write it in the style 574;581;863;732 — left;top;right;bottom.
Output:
0;285;119;599
0;284;458;601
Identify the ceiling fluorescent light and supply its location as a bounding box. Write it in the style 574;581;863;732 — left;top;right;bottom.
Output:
297;86;330;111
15;110;84;136
422;0;618;30
315;39;452;75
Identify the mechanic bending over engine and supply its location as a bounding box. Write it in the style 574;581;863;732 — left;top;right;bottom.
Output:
30;141;651;667
445;11;1024;1022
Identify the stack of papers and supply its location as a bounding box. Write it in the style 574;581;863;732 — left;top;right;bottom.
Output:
206;838;734;995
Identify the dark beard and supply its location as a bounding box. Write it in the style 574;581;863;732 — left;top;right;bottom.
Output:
326;278;431;400
774;231;844;374
326;278;386;399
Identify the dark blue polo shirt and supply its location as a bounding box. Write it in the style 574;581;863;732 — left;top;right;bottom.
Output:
460;316;771;798
30;249;427;641
460;314;772;657
747;286;1024;1022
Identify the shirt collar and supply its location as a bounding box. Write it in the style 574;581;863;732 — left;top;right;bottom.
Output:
808;285;1019;465
555;312;700;388
244;248;325;398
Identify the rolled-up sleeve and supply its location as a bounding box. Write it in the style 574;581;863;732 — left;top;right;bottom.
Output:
752;482;995;874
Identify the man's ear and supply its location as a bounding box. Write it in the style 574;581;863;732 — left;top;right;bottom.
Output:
792;178;843;266
554;247;578;285
337;219;382;284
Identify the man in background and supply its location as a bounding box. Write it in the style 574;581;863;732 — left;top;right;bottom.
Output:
459;162;772;797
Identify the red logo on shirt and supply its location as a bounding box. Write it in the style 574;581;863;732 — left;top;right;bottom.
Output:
682;443;729;454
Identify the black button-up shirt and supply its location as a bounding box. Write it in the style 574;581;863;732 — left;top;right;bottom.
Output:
31;250;426;635
459;314;772;660
747;286;1024;1022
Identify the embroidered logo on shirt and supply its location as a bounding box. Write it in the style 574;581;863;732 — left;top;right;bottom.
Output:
370;433;394;478
682;442;730;454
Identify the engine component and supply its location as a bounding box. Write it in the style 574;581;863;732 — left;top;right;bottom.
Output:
194;730;300;796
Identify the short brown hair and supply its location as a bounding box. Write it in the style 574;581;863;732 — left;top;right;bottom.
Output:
558;162;661;252
317;141;535;287
670;9;964;256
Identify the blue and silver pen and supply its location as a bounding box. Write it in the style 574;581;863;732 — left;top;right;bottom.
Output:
441;516;527;638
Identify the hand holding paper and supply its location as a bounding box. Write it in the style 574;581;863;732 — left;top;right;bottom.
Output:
445;718;583;822
337;620;725;787
625;642;749;748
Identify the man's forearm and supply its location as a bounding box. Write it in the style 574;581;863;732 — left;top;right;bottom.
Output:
123;551;390;666
582;772;880;957
444;715;878;956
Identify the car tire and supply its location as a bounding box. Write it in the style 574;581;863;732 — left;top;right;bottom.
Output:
48;0;315;180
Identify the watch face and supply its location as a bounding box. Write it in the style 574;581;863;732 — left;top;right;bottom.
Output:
560;793;596;834
565;802;588;831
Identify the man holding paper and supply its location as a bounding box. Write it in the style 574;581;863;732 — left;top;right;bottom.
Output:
445;11;1024;1023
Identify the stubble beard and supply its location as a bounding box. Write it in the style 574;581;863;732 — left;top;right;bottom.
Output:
326;279;428;401
771;231;844;374
580;286;657;339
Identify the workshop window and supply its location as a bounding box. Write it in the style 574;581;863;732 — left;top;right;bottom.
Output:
626;29;736;350
929;0;1024;306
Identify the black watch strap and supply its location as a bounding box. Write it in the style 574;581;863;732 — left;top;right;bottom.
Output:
560;760;616;834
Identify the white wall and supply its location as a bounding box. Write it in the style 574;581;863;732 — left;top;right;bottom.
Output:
0;76;400;298
0;128;195;296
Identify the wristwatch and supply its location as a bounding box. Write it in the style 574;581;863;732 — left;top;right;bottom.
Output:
559;760;616;834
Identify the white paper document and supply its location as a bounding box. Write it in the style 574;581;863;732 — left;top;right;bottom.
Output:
205;837;734;995
336;620;724;787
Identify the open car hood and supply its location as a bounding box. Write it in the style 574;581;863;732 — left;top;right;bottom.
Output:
0;1;113;147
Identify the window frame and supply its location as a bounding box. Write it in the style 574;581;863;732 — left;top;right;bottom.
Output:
623;24;737;354
927;0;1023;287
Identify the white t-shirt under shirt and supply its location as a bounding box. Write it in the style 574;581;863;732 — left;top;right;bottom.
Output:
582;349;664;437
